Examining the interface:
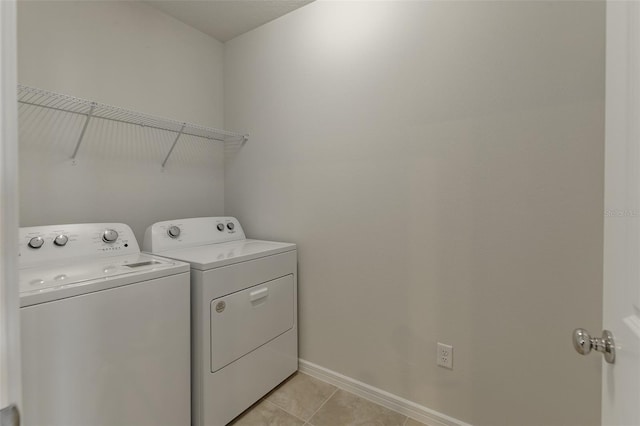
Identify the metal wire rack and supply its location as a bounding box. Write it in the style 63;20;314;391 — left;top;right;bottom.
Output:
17;84;248;168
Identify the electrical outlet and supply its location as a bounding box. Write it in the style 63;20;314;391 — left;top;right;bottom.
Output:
437;343;453;369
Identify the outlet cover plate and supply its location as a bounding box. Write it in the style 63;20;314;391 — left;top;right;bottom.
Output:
437;342;453;369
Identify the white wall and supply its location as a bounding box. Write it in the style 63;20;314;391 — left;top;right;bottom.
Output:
17;1;225;242
224;2;605;425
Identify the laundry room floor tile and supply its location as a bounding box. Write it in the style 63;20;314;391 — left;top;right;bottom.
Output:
230;399;304;426
229;372;429;426
307;389;407;426
265;372;337;421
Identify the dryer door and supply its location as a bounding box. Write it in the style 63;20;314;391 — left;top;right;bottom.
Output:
210;274;294;372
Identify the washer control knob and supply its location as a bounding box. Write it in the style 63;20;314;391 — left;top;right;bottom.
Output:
226;222;235;231
102;229;118;244
28;236;44;249
217;223;225;232
167;226;181;239
53;235;69;246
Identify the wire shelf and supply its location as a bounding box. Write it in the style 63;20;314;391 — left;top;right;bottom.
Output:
17;84;248;167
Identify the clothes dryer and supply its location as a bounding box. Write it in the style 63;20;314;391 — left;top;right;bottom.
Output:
144;217;297;426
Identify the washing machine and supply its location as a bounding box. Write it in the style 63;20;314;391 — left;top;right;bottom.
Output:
143;217;297;426
19;223;191;426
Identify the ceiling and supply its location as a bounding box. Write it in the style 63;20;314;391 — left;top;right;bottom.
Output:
146;0;314;43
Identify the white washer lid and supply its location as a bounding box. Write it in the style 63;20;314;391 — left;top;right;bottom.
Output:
153;239;296;271
20;253;189;307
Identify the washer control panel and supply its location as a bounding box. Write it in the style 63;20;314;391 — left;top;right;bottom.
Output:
143;217;246;253
19;223;139;268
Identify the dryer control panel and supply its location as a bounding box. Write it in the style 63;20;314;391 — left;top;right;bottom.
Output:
19;223;139;268
143;217;246;253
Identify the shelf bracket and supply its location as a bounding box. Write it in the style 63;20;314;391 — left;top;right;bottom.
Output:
70;102;96;164
161;123;186;169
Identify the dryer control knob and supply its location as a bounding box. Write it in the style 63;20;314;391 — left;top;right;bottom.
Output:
102;229;118;244
28;236;44;249
53;235;69;246
226;222;235;231
167;226;181;239
217;223;225;232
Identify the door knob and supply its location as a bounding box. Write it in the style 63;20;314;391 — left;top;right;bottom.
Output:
572;328;615;364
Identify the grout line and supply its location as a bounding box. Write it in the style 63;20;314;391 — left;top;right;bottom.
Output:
263;374;414;426
262;400;308;424
301;372;411;426
304;387;339;425
267;372;339;424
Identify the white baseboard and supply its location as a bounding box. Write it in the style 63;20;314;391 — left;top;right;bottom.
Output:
298;359;472;426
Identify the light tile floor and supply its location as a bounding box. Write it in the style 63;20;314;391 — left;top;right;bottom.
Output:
230;372;428;426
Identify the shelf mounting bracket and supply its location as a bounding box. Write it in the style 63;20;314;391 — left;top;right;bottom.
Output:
71;102;96;164
161;123;186;169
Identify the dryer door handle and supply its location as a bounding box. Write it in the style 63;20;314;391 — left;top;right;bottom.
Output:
249;287;269;302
